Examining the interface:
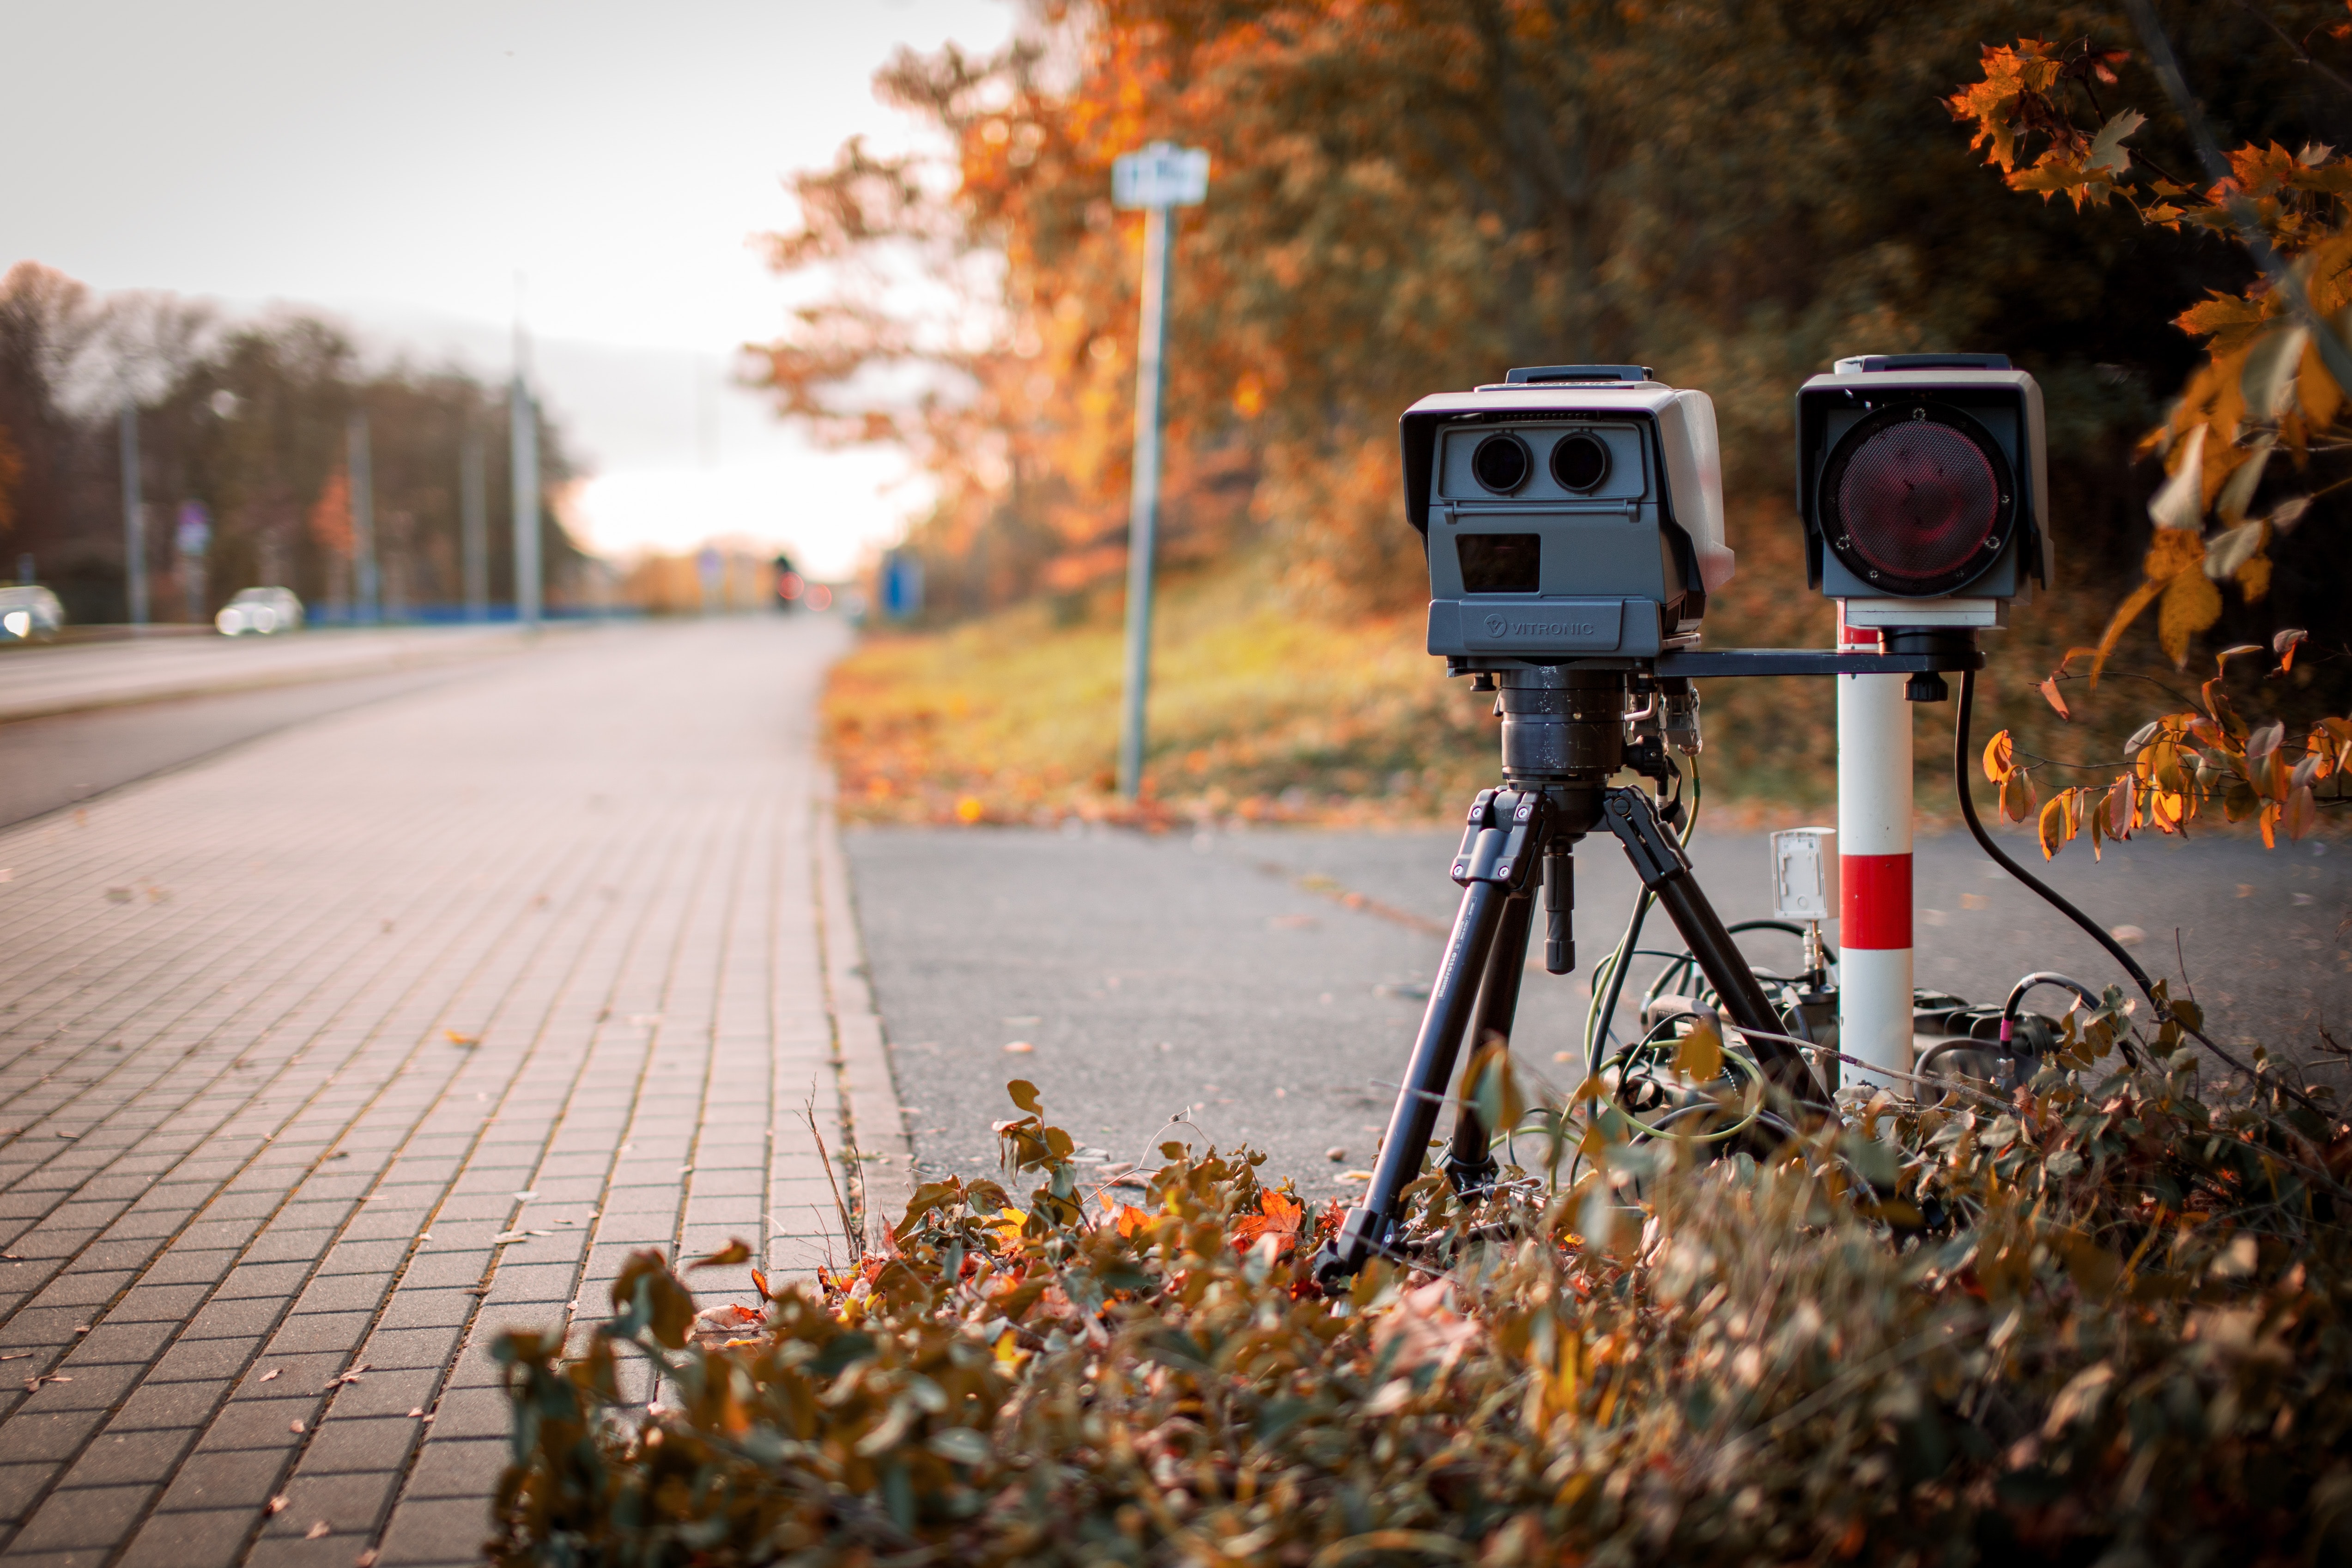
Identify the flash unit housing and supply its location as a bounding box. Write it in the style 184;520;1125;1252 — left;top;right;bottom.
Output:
1406;365;1734;666
1795;354;2050;629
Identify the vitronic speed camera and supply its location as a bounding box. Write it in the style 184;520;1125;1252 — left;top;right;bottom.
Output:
1405;365;1735;666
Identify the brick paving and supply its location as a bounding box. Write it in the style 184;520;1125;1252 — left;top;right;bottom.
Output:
0;617;912;1568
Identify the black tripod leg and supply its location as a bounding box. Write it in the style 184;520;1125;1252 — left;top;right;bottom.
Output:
1320;799;1541;1277
1442;890;1533;1194
1600;789;1830;1112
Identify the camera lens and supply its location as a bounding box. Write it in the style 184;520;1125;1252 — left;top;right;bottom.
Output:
1822;403;2013;595
1551;433;1610;492
1470;433;1533;494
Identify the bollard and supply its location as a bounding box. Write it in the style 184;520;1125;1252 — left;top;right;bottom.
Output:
1836;608;1913;1086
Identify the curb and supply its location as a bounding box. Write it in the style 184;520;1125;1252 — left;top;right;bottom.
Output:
813;770;917;1249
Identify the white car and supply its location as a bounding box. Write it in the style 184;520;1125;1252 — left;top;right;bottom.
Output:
215;586;304;636
0;584;64;642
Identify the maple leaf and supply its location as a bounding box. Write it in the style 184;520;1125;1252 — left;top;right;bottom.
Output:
1947;40;2069;173
1230;1188;1304;1256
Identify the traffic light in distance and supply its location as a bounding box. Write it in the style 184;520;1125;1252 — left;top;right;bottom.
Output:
1795;354;2049;630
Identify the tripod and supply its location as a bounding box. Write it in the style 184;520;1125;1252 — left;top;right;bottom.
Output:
1318;664;1831;1279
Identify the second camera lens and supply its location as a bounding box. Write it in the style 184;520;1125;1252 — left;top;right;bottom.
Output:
1551;432;1610;492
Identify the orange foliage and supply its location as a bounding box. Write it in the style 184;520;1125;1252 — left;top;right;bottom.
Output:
308;469;351;554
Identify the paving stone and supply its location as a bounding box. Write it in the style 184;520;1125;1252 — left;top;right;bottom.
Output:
0;1460;59;1525
8;1481;158;1552
0;620;869;1563
153;1446;289;1512
294;1415;420;1475
55;1427;194;1489
67;1318;177;1364
375;1494;497;1566
149;1335;264;1384
0;1405;110;1461
109;1377;231;1431
118;1505;255;1568
400;1438;505;1500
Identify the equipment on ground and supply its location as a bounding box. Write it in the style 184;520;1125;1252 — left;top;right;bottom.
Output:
1318;370;1986;1279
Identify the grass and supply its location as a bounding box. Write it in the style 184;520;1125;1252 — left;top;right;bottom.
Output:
825;557;1503;826
823;515;2151;830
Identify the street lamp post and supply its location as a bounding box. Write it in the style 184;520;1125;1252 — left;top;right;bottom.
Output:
1110;141;1209;801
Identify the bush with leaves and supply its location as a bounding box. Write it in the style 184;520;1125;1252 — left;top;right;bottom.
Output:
493;1028;2352;1565
1949;19;2352;861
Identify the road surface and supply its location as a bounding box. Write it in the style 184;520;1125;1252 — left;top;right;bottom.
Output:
846;818;2349;1197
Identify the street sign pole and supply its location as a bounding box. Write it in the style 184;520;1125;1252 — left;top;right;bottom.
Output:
460;427;488;621
119;400;147;626
1112;142;1209;801
349;411;379;625
510;374;541;630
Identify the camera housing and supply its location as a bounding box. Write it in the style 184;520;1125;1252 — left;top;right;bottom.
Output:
1795;354;2050;629
1406;365;1734;666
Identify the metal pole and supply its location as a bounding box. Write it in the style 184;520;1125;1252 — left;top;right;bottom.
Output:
1836;609;1914;1085
119;400;146;626
460;427;487;620
510;376;540;628
349;411;379;625
1116;201;1175;799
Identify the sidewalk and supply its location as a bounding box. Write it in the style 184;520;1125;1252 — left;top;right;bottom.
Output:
0;616;909;1568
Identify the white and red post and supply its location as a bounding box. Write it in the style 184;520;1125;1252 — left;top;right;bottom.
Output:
1837;611;1914;1086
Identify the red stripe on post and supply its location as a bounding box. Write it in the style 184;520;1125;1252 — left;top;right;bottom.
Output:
1840;853;1912;949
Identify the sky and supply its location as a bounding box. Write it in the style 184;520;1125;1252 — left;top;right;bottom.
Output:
0;0;1017;575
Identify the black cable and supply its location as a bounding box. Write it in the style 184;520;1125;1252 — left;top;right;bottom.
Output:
1955;670;2165;1004
2001;972;2103;1023
1955;670;2322;1114
1588;888;1654;1074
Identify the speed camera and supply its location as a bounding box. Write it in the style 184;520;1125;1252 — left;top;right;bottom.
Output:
1404;365;1735;666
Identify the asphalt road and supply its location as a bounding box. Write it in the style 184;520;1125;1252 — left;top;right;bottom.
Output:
0;666;487;828
847;821;2351;1198
0;623;530;722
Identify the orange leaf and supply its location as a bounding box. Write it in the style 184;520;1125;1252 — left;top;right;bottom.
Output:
2106;774;2135;839
2286;784;2319;840
2037;678;2072;720
2001;767;2039;824
1983;730;2018;784
2038;791;2074;859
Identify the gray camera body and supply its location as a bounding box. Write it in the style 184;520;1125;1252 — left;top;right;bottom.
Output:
1794;354;2051;629
1406;366;1734;668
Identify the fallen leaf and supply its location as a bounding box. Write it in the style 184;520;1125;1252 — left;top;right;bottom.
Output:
1003;1041;1035;1053
688;1239;753;1271
260;1368;280;1382
306;1521;330;1540
267;1495;290;1514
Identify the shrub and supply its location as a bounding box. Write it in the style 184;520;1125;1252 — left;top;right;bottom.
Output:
492;1036;2352;1567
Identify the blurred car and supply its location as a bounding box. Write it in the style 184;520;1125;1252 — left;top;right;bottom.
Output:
0;584;64;643
215;586;304;636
